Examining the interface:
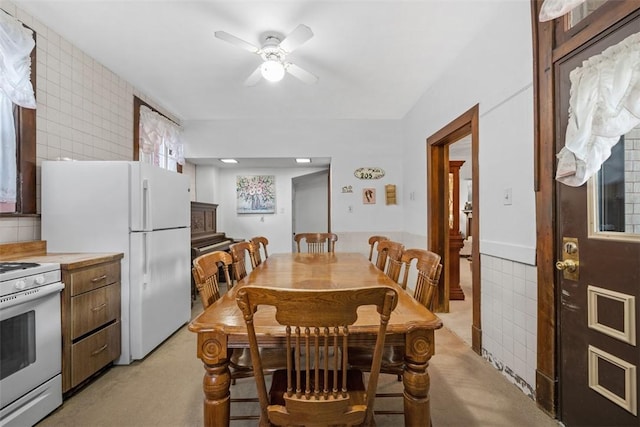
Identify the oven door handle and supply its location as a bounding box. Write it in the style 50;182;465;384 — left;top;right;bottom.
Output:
0;282;65;312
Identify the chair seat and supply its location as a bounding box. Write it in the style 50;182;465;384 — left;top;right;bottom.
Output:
269;369;366;407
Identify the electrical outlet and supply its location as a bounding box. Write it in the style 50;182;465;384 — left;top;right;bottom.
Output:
503;188;512;205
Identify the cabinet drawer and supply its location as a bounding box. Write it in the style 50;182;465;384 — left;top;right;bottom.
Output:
71;283;120;339
71;321;121;388
68;261;120;295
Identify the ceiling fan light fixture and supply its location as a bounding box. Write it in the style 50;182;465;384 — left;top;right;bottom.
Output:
261;60;285;82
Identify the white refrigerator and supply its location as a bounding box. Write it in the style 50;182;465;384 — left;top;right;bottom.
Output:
41;161;191;365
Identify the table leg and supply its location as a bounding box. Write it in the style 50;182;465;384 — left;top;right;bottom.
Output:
197;331;231;427
403;329;435;426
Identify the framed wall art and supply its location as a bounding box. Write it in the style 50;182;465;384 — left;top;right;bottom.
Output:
236;175;276;214
363;188;376;204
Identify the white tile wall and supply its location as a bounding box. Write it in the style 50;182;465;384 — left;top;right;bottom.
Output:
0;1;184;244
625;126;640;233
481;253;538;398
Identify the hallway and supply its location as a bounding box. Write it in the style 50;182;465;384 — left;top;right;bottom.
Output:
437;256;473;346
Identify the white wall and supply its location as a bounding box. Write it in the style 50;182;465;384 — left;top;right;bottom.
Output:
210;166;327;254
183;119;405;252
401;1;538;397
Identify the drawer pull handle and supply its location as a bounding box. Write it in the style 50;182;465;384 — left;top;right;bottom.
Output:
91;275;108;283
91;344;108;356
91;303;107;312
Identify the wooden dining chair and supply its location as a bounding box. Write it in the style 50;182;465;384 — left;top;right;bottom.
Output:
192;251;233;308
193;251;289;420
374;240;405;283
294;232;338;253
236;286;398;427
229;241;258;283
367;235;389;261
400;248;443;311
251;236;269;266
350;248;443;418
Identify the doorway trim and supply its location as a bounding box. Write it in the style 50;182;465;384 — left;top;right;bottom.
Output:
427;104;481;355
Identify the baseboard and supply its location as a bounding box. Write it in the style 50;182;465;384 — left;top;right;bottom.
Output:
535;369;557;418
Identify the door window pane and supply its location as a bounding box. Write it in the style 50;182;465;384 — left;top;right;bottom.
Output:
591;123;640;239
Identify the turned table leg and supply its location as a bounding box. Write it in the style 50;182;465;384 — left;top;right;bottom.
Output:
197;331;232;427
403;329;435;426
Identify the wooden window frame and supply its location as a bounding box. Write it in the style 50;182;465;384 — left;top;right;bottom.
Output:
133;95;182;173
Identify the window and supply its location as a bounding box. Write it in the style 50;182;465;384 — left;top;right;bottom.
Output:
0;11;37;215
133;96;183;173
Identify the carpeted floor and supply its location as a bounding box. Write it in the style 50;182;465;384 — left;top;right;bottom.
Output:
37;291;558;427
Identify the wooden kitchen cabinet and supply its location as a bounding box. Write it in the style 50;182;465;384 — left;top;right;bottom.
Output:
0;243;124;394
56;254;124;393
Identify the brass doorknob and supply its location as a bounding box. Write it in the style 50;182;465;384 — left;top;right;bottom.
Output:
555;259;577;272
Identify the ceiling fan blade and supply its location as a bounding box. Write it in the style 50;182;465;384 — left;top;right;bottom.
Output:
244;64;263;86
279;24;313;53
214;31;260;54
285;62;318;85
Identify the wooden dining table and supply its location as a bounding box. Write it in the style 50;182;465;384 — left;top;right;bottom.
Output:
188;252;443;426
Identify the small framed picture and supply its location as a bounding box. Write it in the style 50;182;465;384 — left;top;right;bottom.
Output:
363;188;376;204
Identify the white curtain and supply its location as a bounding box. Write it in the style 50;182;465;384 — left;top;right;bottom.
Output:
556;32;640;187
0;10;36;206
539;0;586;22
139;105;184;170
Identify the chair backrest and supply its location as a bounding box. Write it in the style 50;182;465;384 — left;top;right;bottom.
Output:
367;235;389;261
229;241;258;282
192;251;233;308
294;232;338;253
400;248;442;310
236;286;398;427
374;240;405;283
250;236;269;266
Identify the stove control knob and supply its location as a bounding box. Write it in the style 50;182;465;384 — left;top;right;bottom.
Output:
35;275;46;285
15;280;26;290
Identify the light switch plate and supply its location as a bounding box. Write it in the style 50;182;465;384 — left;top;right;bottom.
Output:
503;188;512;205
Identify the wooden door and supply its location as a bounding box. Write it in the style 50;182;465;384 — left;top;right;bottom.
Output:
556;20;639;426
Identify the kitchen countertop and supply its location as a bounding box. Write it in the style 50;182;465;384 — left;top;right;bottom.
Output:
7;253;123;269
0;241;122;268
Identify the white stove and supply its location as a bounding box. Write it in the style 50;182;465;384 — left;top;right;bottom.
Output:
0;261;64;427
0;262;61;296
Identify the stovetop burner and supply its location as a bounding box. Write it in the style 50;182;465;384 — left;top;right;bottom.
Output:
0;262;41;274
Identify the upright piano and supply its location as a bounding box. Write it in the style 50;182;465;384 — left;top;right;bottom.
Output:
190;202;238;301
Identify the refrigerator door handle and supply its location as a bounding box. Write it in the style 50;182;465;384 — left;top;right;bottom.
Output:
142;179;151;231
143;232;150;286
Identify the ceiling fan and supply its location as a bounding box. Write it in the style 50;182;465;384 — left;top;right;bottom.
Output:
214;24;318;86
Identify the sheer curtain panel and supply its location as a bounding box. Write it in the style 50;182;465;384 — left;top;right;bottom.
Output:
556;32;640;187
539;0;587;21
138;105;184;171
0;9;36;212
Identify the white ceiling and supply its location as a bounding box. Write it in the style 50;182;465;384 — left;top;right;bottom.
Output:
191;156;332;168
14;0;507;123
